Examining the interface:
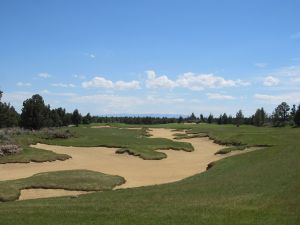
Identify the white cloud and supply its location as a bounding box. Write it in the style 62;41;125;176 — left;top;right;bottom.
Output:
89;54;95;58
145;70;250;90
146;95;185;104
82;76;140;90
115;80;140;90
206;93;236;100
254;63;268;68
176;72;250;90
17;82;31;87
51;83;76;88
263;76;280;86
290;32;300;40
145;70;177;89
254;92;300;104
38;72;51;78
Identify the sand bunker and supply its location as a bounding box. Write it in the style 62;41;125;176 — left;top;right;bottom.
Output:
19;189;93;200
0;128;256;200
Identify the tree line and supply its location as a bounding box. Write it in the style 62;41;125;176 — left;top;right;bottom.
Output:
0;90;300;129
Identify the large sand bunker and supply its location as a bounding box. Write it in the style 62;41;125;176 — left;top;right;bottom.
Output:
0;128;255;200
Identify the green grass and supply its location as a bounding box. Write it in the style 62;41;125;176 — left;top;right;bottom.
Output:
215;145;247;154
0;170;125;202
0;146;70;164
0;128;74;164
1;126;193;162
40;127;194;160
0;123;299;225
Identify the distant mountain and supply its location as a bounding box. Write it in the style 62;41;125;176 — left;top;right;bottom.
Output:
97;113;188;118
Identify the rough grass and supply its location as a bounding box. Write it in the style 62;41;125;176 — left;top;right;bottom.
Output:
215;145;247;154
0;128;74;164
0;170;125;202
0;124;299;225
0;146;71;164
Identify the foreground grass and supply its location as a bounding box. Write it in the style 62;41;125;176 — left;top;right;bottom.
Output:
0;124;299;225
0;170;125;202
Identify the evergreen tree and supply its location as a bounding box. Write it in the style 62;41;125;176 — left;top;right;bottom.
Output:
82;113;92;124
235;110;244;127
20;94;48;129
294;104;300;126
178;116;183;123
221;113;228;124
253;108;266;126
207;114;213;124
71;109;82;126
200;114;205;123
272;102;290;126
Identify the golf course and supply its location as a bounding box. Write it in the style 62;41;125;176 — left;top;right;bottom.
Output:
1;1;300;224
0;123;299;224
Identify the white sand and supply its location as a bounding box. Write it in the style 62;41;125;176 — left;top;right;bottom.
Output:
0;128;256;200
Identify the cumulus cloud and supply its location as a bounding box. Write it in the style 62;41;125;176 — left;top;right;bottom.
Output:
114;80;140;90
51;83;76;88
38;72;51;78
206;93;236;100
254;92;300;104
176;73;250;90
145;71;250;90
82;76;140;90
17;82;31;87
145;70;177;89
263;76;280;86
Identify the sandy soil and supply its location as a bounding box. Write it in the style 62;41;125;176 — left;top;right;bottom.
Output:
18;189;93;200
90;125;111;128
0;128;256;200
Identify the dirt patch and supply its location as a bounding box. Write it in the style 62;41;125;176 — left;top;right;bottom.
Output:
0;128;258;200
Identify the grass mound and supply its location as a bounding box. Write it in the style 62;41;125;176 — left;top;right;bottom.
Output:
0;146;70;164
215;146;247;154
0;170;125;202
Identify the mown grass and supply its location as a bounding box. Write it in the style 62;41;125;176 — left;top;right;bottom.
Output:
0;123;299;225
1;126;193;162
40;127;193;160
0;170;125;202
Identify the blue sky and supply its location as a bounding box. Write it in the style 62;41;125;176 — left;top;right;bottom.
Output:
1;0;300;116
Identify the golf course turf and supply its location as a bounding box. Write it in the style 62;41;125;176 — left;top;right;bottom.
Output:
0;170;125;202
0;123;299;225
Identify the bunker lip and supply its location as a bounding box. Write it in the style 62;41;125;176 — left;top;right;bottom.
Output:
0;128;258;201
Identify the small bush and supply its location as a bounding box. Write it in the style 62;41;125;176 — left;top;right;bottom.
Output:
38;128;76;140
0;144;22;157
